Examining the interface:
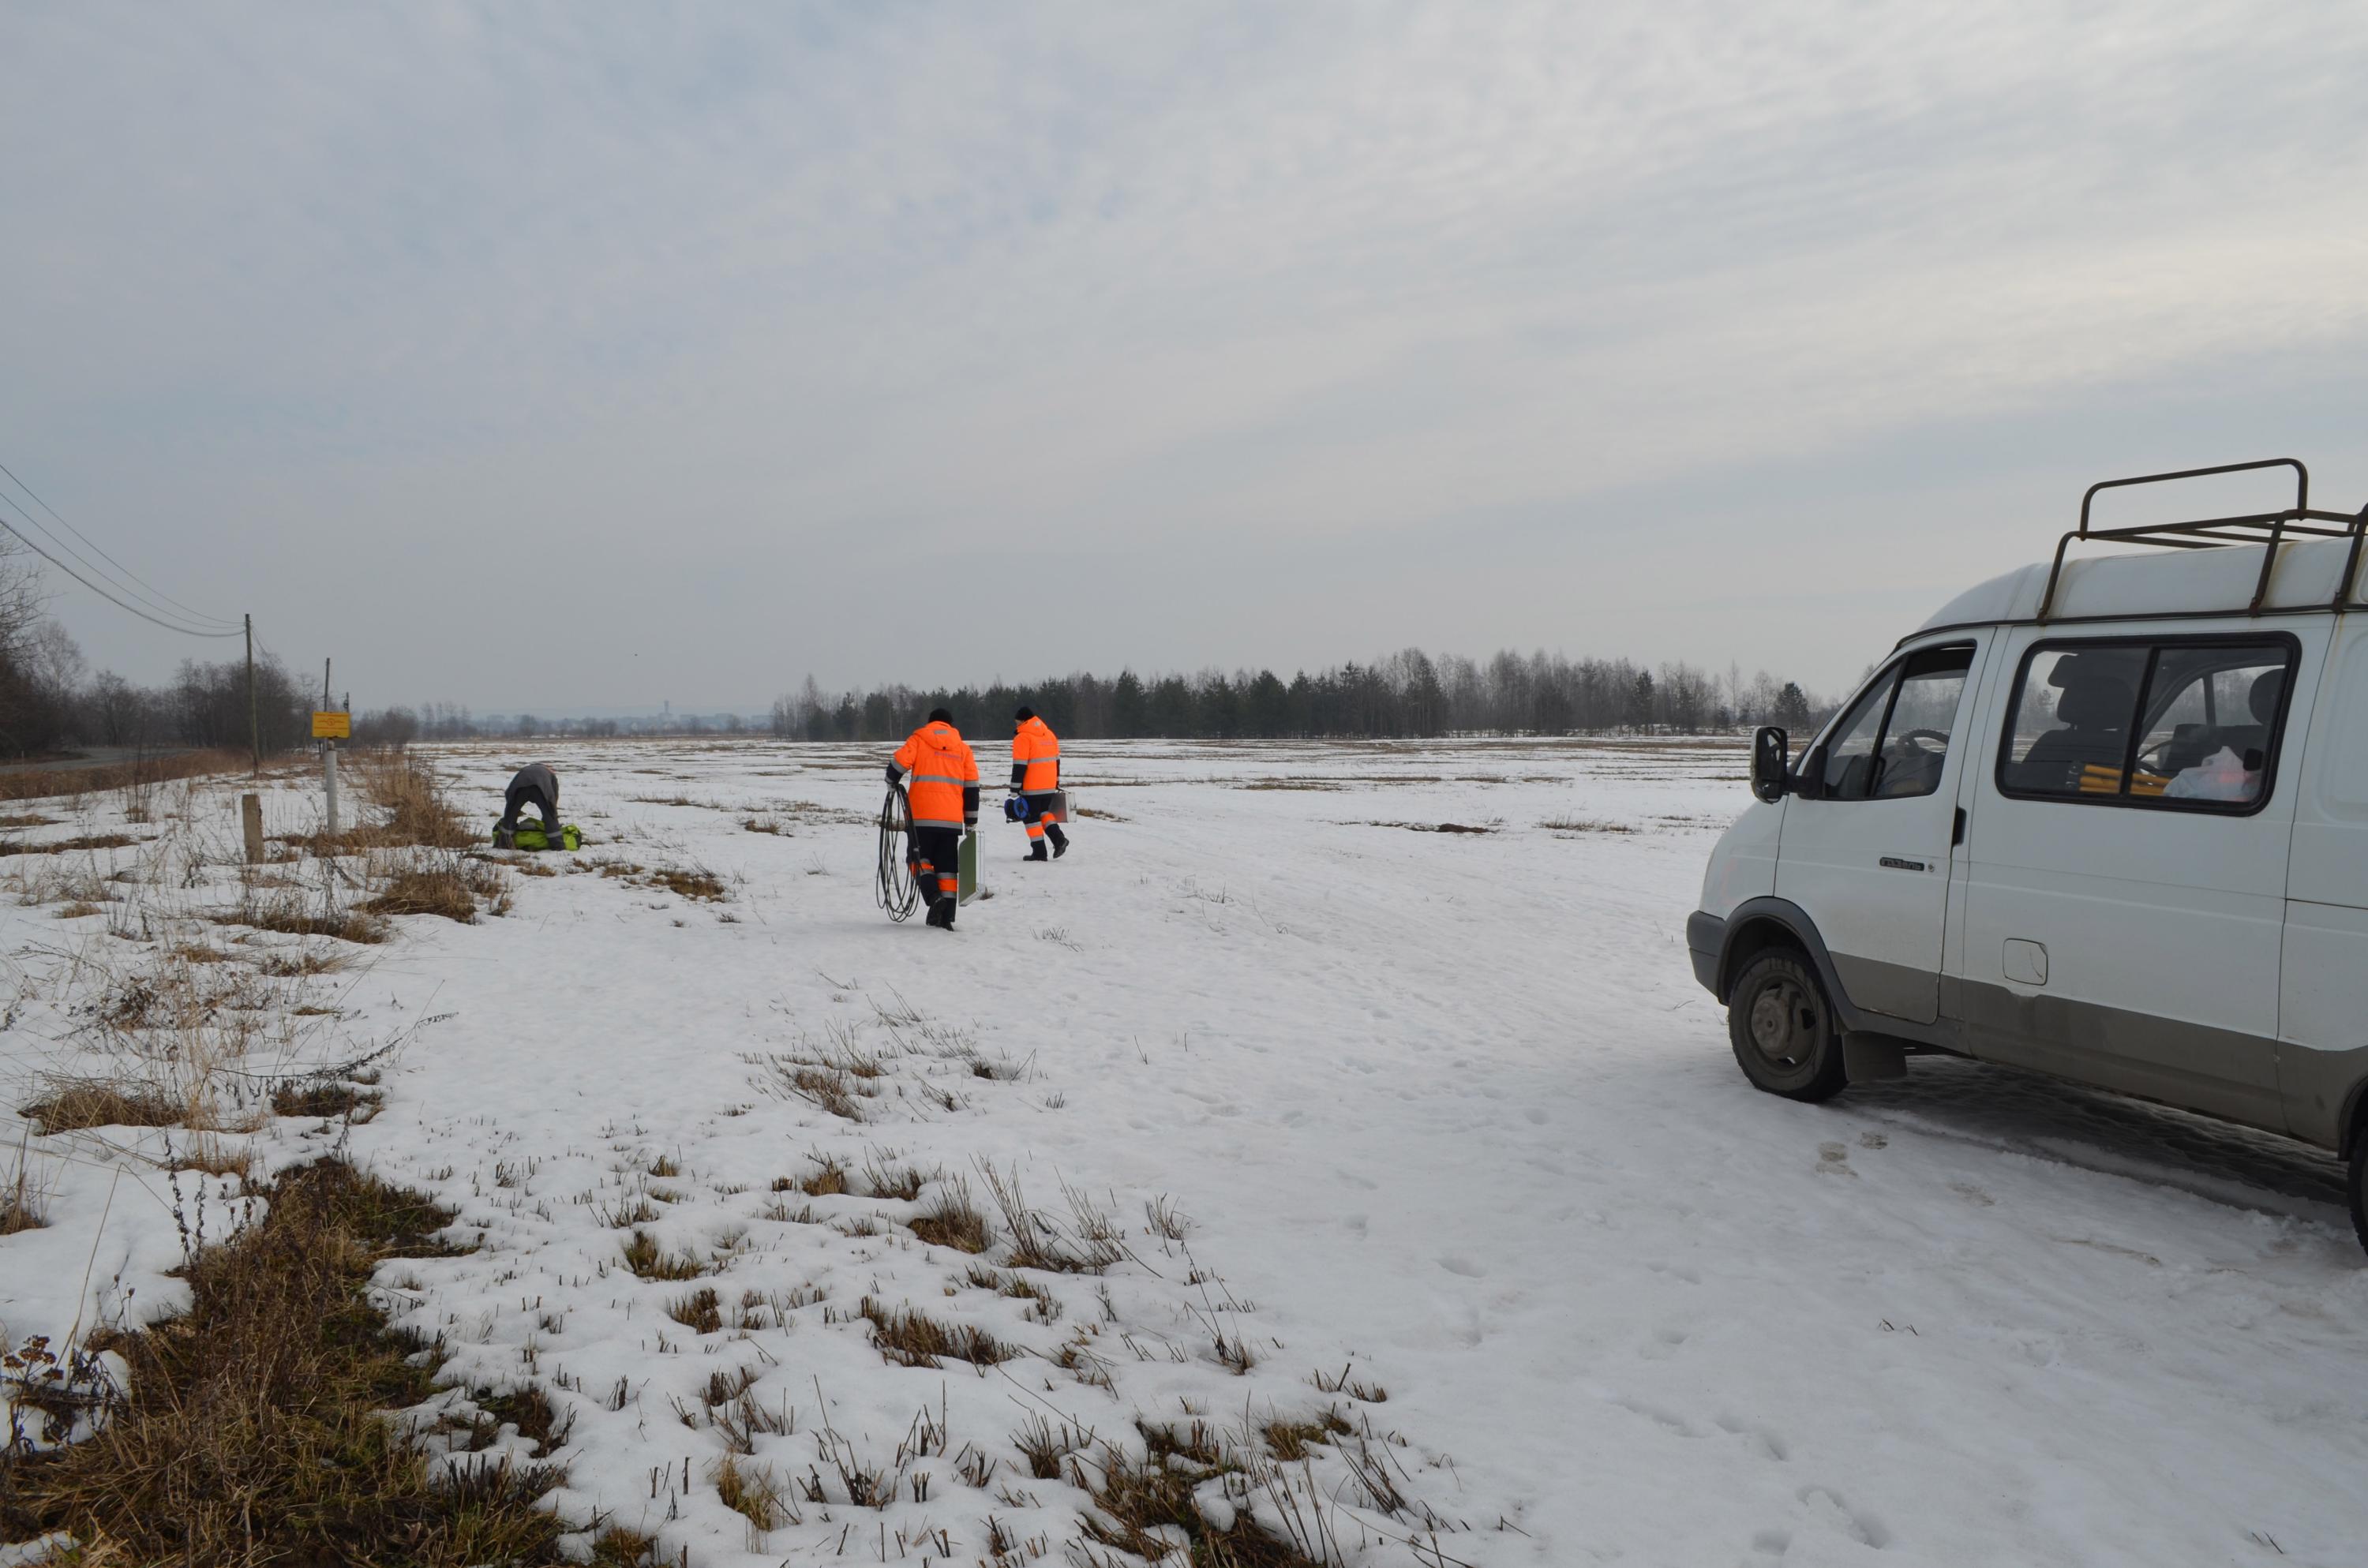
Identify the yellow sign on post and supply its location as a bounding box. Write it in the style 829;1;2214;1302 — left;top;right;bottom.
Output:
312;711;350;740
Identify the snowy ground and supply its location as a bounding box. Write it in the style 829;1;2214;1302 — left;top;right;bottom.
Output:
4;736;2366;1566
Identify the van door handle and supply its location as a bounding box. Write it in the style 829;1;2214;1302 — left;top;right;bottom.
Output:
1953;807;1966;847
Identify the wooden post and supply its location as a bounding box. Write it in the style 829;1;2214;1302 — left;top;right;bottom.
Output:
241;792;264;865
245;613;259;777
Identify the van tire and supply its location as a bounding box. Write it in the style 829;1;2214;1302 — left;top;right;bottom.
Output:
2350;1137;2368;1259
1728;948;1849;1102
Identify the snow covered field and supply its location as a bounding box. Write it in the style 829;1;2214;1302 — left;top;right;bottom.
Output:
4;735;2366;1566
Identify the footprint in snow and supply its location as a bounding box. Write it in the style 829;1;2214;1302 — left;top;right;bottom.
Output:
1857;1131;1887;1150
1797;1485;1890;1549
1815;1143;1856;1177
1438;1254;1485;1278
1523;1106;1549;1125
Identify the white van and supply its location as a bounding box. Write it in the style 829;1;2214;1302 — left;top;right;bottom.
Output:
1686;461;2368;1251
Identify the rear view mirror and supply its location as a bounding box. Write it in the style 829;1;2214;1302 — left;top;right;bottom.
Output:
1751;726;1791;803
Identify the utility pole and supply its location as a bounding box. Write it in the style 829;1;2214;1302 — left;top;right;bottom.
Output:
245;613;259;777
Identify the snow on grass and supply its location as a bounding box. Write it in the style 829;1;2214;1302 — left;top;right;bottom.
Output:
3;736;2367;1564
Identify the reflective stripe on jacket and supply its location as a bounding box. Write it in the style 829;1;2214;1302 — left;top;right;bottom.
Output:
894;721;981;829
1011;716;1060;793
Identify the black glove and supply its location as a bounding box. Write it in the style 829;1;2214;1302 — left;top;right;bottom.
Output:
883;765;902;787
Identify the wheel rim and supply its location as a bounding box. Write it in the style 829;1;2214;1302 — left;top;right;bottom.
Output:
1747;976;1822;1069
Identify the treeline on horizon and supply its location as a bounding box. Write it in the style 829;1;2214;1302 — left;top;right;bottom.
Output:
0;533;320;758
354;649;1832;745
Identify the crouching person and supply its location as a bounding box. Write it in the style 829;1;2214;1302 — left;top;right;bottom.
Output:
886;709;980;929
496;762;560;849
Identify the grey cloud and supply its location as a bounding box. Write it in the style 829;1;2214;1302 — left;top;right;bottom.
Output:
2;0;2363;709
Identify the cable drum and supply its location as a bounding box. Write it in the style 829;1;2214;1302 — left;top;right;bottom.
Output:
876;780;919;922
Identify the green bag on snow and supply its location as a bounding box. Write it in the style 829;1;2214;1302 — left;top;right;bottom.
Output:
495;820;580;851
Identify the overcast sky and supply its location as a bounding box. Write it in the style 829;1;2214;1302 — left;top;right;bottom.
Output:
4;2;2365;714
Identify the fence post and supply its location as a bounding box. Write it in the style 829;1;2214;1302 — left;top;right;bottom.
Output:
241;793;264;865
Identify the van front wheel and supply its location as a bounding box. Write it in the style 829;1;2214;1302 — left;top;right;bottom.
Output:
1728;949;1849;1102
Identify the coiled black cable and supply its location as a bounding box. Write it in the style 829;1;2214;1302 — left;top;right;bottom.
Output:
876;780;918;922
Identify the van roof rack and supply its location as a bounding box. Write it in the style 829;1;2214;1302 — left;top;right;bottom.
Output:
2036;458;2368;621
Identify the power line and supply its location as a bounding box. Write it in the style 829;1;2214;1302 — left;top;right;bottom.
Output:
0;492;242;638
0;462;243;631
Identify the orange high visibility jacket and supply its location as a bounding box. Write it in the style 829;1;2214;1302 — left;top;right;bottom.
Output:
1011;716;1060;793
893;721;980;831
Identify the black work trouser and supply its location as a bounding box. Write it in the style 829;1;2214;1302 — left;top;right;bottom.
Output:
909;825;961;905
500;785;558;834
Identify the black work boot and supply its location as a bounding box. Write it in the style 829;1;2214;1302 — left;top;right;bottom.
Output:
1047;824;1068;859
1025;841;1049;863
936;896;957;929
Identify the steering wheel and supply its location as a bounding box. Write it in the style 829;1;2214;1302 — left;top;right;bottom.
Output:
2136;739;2177;776
1893;728;1949;755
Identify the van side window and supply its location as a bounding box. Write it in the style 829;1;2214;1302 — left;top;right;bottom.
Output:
1999;638;2296;810
2003;646;2147;796
1815;644;1973;802
2133;646;2289;806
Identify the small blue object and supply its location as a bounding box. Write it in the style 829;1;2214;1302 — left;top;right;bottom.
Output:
1003;795;1033;822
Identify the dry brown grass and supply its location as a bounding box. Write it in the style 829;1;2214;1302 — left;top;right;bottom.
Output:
271;1079;383;1121
0;1159;576;1562
666;1286;724;1334
715;1454;796;1532
257;947;353;977
0;813;56;829
1075;1426;1328;1567
362;857;510;924
302;750;478;850
2;1133;50;1235
651;866;725;901
1262;1409;1351;1461
910;1177;991;1254
0;748;244;804
621;1229;710;1281
1310;1364;1388;1402
21;1076;184;1134
1539;816;1638;834
0;832;143;859
219;893;389;945
857;1299;1014;1368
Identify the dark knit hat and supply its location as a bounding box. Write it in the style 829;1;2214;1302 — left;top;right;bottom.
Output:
1015;705;1034;723
927;708;954;724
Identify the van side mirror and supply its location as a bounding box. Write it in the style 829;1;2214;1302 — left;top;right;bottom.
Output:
1751;726;1790;803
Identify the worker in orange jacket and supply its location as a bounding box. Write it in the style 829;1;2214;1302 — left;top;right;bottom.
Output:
1007;706;1069;862
886;708;980;929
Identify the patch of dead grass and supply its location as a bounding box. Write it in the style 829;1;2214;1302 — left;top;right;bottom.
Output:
0;1158;571;1562
621;1229;710;1282
858;1299;1014;1368
21;1076;183;1134
910;1177;991;1254
218;895;388;945
362;858;511;924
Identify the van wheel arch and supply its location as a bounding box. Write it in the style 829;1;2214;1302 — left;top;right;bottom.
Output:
1720;916;1804;1001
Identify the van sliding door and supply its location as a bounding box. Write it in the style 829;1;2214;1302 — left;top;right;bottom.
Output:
1959;627;2316;1132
